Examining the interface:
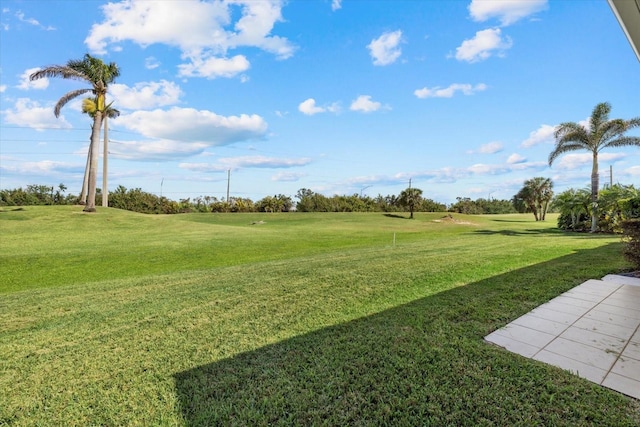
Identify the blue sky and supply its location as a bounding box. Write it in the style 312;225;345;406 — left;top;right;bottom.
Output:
1;0;638;204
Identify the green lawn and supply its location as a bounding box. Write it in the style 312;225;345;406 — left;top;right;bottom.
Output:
0;206;638;425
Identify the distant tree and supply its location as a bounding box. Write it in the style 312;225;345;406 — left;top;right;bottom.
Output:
515;177;553;221
30;54;121;212
295;188;331;212
398;187;423;219
450;197;484;215
419;198;447;212
549;102;640;232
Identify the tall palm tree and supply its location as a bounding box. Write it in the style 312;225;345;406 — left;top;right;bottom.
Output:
30;54;120;212
399;187;423;219
82;97;120;207
549;102;640;232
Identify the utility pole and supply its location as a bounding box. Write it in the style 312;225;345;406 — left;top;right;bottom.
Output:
610;165;613;187
226;169;231;203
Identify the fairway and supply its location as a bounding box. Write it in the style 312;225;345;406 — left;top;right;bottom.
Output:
1;207;638;425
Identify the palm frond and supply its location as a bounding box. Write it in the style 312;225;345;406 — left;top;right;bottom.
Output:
589;102;611;134
30;66;92;84
548;142;589;165
603;136;640;149
53;88;92;117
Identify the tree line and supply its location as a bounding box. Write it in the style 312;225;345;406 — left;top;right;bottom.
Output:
2;184;528;215
27;49;640;232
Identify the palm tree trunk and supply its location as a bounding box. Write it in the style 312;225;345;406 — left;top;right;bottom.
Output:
84;112;103;212
102;115;108;207
80;143;91;205
590;151;599;232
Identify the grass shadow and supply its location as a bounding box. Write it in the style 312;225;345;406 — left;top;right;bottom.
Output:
473;228;563;236
473;228;616;238
174;243;638;426
383;213;409;219
0;207;26;213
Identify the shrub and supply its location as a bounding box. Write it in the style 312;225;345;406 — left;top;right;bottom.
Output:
621;219;640;270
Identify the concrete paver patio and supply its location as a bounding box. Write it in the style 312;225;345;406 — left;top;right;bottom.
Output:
485;274;640;400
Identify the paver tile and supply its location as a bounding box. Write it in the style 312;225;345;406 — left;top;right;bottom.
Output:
484;333;539;358
533;350;606;384
599;294;640;311
559;326;627;353
622;341;640;360
511;314;568;336
562;290;608;303
528;306;581;325
583;309;640;329
490;323;556;349
553;295;602;310
602;275;640;287
544;337;618;370
539;300;592;316
610;356;640;380
594;303;640;321
601;373;640;399
572;317;636;340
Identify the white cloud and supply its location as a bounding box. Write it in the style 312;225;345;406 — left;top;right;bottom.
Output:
332;0;342;11
180;155;311;172
177;54;250;79
468;160;546;175
15;10;55;31
298;98;340;115
272;171;306;181
1;98;71;130
554;152;626;171
468;0;548;26
109;80;183;110
350;95;382;113
109;139;209;161
367;30;403;66
145;56;160;70
116;107;268;145
0;160;82;177
454;28;512;63
415;83;487;98
507;153;526;164
521;124;556;147
299;98;325;115
85;0;294;78
623;165;640;176
0;84;6;93
17;67;48;90
478;142;504;154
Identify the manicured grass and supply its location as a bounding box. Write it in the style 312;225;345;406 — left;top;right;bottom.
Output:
0;206;638;425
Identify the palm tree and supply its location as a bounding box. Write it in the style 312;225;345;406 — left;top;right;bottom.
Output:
398;187;423;219
552;188;590;231
549;102;640;232
515;177;553;221
82;97;120;207
30;54;120;212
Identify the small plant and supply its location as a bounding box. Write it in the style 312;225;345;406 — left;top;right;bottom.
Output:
621;219;640;270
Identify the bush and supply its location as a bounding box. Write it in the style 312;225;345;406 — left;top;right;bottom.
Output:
621;219;640;270
557;212;590;232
